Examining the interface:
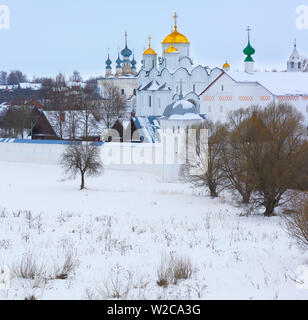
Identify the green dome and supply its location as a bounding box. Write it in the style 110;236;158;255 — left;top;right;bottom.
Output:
244;55;254;62
243;39;255;62
243;40;255;56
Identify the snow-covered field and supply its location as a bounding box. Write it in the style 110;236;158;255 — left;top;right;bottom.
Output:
0;160;307;300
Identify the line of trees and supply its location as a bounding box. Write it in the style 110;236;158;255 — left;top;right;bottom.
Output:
0;70;28;85
184;103;308;217
0;71;127;140
0;106;40;139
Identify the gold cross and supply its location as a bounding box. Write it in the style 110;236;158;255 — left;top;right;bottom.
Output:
173;12;178;27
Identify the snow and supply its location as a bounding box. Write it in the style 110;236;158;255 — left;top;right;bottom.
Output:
0;83;42;91
226;71;308;96
0;158;307;300
172;100;194;110
42;111;106;139
169;113;202;120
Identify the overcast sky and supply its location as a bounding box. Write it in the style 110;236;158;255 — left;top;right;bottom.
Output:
1;0;307;80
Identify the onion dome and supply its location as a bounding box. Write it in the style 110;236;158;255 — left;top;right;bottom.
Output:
105;53;112;70
165;43;179;53
144;36;157;55
243;40;255;62
243;26;255;62
121;46;132;58
223;61;230;69
116;52;122;69
162;12;189;44
121;31;133;58
131;55;137;69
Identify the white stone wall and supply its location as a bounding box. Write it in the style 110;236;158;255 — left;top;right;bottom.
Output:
98;78;138;100
162;43;190;58
200;73;308;124
136;66;216;116
0;142;187;182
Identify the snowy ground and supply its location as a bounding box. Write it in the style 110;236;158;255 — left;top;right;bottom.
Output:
0;160;307;300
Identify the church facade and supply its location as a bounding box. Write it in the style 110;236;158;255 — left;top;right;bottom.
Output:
133;14;308;127
97;32;138;102
135;14;223;117
200;37;308;123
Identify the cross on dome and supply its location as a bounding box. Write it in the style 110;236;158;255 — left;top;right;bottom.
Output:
173;12;178;29
162;12;189;44
246;26;251;40
143;35;157;55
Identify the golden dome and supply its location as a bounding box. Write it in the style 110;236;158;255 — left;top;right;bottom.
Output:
143;35;157;55
223;61;230;69
165;43;178;53
162;27;189;44
162;13;189;44
144;47;157;55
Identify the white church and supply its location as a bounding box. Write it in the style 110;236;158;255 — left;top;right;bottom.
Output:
131;13;308;128
134;13;223;119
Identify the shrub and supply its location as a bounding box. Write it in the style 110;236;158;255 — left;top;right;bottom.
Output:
157;254;194;288
13;254;45;280
284;193;308;250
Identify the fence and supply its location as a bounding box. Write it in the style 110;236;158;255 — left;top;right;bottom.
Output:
0;140;181;181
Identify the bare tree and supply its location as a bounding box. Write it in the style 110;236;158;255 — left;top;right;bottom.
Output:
45;73;68;110
0;71;7;85
221;109;255;204
66;110;81;140
76;87;101;138
70;71;83;82
183;121;227;198
231;104;308;216
7;70;27;85
303;57;308;72
49;111;66;140
2;106;31;138
99;81;126;129
60;143;103;190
